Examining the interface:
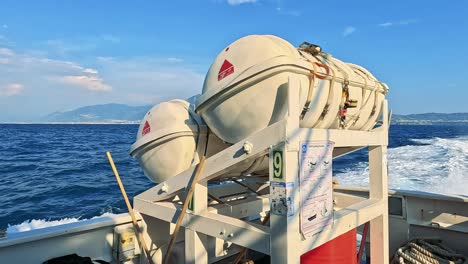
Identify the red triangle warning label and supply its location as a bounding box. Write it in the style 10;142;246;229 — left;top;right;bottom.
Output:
142;121;151;136
217;59;234;81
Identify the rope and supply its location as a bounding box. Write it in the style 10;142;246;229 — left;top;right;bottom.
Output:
299;60;316;120
392;239;467;264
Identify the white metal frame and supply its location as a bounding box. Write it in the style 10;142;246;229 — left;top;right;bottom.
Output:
134;77;389;264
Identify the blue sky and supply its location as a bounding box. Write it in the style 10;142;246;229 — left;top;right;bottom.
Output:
0;0;467;121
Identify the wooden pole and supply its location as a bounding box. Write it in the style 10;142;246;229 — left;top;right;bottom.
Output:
163;156;207;264
106;151;154;264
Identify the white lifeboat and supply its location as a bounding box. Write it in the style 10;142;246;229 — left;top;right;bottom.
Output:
196;35;389;143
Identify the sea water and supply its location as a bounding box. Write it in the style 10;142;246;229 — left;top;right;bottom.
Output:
1;124;467;232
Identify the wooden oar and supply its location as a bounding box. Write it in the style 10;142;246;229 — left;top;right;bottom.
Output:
163;156;207;264
106;151;154;264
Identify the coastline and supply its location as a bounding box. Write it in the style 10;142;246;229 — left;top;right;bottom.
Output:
0;122;140;125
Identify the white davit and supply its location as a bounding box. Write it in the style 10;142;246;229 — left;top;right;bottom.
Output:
196;35;389;143
130;99;268;183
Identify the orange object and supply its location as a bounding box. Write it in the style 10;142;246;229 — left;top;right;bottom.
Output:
301;229;357;264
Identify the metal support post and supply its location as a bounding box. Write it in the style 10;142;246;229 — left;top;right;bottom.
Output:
369;100;389;263
269;77;302;264
369;145;389;263
185;180;209;264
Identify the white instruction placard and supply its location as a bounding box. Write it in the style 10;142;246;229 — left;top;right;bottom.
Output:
299;141;334;237
270;181;295;217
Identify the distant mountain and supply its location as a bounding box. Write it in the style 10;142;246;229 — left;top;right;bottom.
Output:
41;103;468;125
42;103;151;123
392;113;468;125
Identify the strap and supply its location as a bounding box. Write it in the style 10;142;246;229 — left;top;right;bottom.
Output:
297;51;317;120
316;58;337;124
313;62;330;80
300;63;316;120
348;67;369;128
298;52;337;122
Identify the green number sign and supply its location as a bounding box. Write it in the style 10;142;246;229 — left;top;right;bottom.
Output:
272;150;283;179
188;193;194;211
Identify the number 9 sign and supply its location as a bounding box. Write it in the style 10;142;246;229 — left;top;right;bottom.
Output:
272;150;283;179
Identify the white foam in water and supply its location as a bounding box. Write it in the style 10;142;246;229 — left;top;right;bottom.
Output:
6;212;116;234
6;137;466;233
334;136;468;195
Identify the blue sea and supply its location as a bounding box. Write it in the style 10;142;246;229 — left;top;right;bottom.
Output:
1;124;467;232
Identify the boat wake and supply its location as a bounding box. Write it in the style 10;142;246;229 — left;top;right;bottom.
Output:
3;131;467;233
6;212;116;234
334;136;468;196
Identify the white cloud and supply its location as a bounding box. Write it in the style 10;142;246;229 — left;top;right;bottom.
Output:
0;47;111;94
0;47;14;56
1;83;24;96
342;26;356;37
0;35;13;46
379;22;393;27
378;19;417;27
167;57;184;62
94;56;204;105
43;35;121;56
44;39;97;56
0;43;203;121
97;56;114;62
0;47;14;64
60;75;112;92
83;68;98;74
227;0;257;5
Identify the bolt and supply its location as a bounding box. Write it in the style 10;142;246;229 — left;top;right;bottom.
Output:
161;183;169;193
228;233;234;238
243;141;253;154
